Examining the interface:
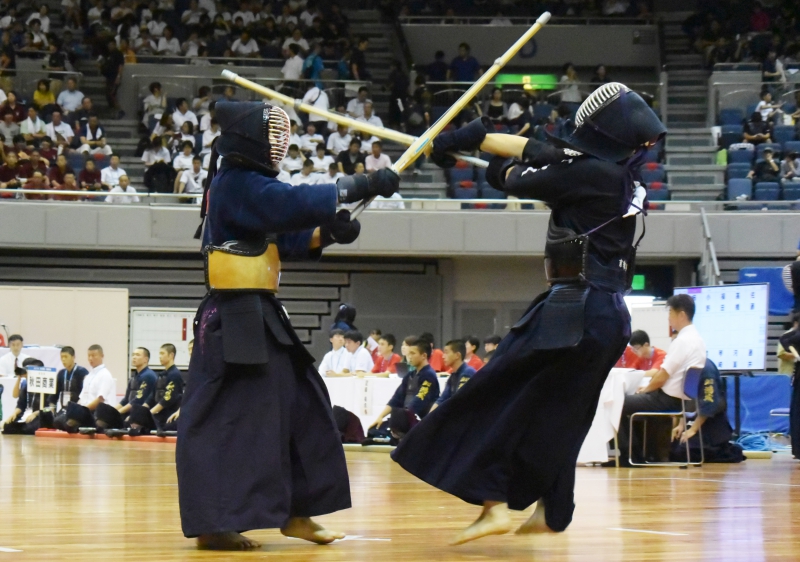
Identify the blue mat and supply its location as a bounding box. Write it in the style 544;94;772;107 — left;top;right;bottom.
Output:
723;374;791;434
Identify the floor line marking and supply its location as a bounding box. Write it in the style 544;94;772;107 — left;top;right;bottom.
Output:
0;546;22;552
608;527;688;537
608;477;800;488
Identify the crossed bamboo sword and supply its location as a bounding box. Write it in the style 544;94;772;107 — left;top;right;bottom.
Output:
221;12;551;217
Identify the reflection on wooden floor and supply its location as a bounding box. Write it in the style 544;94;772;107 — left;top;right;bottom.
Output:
1;437;799;561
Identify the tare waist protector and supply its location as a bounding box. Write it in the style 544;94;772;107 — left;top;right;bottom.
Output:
204;238;281;292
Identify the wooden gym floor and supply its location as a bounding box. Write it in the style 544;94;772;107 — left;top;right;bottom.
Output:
1;437;799;561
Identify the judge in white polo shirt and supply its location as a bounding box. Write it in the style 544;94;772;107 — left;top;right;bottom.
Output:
343;330;374;375
56;344;117;433
0;334;31;376
614;294;707;467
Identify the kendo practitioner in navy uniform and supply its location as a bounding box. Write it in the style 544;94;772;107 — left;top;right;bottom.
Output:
392;83;666;544
96;347;157;433
176;101;400;550
780;326;800;459
126;343;184;436
2;359;57;435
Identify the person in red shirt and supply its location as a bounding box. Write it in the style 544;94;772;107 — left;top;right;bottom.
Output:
22;171;50;200
614;345;640;368
19;149;48;178
628;330;667;371
420;332;446;372
0;151;24;197
47;153;74;189
53;172;79;201
78;159;103;195
39;137;58;163
367;329;382;364
0;92;27;123
372;334;401;375
464;336;484;371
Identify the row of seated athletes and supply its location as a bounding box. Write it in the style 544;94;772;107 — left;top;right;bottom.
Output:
2;342;186;438
318;329;498;377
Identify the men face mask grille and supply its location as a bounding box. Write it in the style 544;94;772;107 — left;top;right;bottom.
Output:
266;106;291;165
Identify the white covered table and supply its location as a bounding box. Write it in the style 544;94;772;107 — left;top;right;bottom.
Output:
577;368;645;464
0;346;65;420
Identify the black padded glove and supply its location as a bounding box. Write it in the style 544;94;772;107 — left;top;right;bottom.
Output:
320;210;361;247
431;116;494;168
336;168;400;204
486;155;517;192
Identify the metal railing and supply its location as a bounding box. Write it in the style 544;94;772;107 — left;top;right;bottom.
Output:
709;80;800;126
132;55;344;68
399;15;656;25
0;69;83;104
699;208;723;286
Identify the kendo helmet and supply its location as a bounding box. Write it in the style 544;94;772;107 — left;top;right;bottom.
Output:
549;82;667;163
214;101;291;174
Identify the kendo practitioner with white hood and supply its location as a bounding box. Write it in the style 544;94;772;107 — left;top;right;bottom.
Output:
392;83;666;544
176;101;400;550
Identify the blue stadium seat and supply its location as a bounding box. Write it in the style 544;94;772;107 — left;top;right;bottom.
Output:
719;131;742;149
532;103;554;121
448;167;474;185
67;154;86;172
728;148;755;163
718;108;744;125
783;141;800;155
474;166;486;184
746;103;758;118
772;125;796;145
480;184;506;200
753;181;780;201
640;163;666;185
727;178;752;200
726;163;751;179
721;124;743;134
757;143;782;158
454;186;479;208
783;183;800;201
493;124;510;134
647;188;670;201
643;148;660;163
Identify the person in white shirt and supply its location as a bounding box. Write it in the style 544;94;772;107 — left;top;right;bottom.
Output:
326;125;351;155
181;0;203;25
173;140;195;180
177;156;207;195
358;133;381;155
319;329;350;376
58;344;117;433
755;90;782;124
0;334;31;376
346;87;370;119
100;155;127;190
301;84;330;130
141;138;172;168
299;123;324;155
369;192;405;210
45;111;74;152
343;331;374;375
20;107;46;144
315;163;344;184
79;115;114;156
282;28;309;53
157;26;181;55
289;159;319;186
310;145;335;172
232;6;255;26
147;13;167;37
56;78;84;113
281;44;304;80
615;294;707;467
172;98;198;132
105;175;140;204
279;144;305;174
230;30;260;57
357;102;383;128
288;122;302;150
365;141;392;172
200;119;219;155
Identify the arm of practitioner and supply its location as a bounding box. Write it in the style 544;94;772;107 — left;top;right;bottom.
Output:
369;380;406;429
430;382;452;413
4;377;27;424
407;371;440;417
151;376;182;415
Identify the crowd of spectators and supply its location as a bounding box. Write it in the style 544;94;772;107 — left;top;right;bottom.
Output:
390;0;654;19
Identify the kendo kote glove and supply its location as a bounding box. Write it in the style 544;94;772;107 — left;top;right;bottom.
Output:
431;116;494;168
320;210;361;247
336;168;400;204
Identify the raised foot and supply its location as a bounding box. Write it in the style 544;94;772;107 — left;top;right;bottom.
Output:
280;517;345;545
515;501;556;535
451;504;513;545
196;532;261;550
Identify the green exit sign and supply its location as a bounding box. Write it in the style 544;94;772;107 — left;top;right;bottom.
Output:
631;274;646;291
495;74;558;91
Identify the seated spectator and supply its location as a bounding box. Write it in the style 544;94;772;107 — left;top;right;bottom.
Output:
743;112;771;145
53;172;79;201
748;147;780;182
11;135;31;161
315;162;344;184
33;80;56;113
105;174;140;203
280;144;305;174
57;78;84;115
310;144;334;173
368;336;439;440
177;156;206;197
507;96;532;137
613;294;706;467
288;121;302;149
20;107;46;145
281;28;308;54
230;29;259;58
281;43;304;80
78;159;104;193
319;329;348;376
0;91;26;123
289;159;319;185
100;154;127;190
23;171;50;200
590;64;611;86
365;141;391;172
172;98;198;132
0;151;22;196
337;139;365;175
463;336;484;370
782;151;799;182
125;343;184;435
142;81;167;127
151;113;176;143
200;119;219;155
343;330;374;375
142;136;171;168
199;101;215;132
192;86;212;118
79;115;113;156
483;88;508;124
178;121;196;147
430;339;476;412
22;149;49;176
448;42;481;82
358;102;382;129
629;330;667;371
0;112;19;147
368;191;404;209
755;90;782;124
372;334;401;375
299;123;324;155
94;347;156;432
157;25;180;55
484;335;501;353
346;87;370;119
40;136;58;161
47;154;75;189
419;332;446;372
72;97;94;127
45;111;73;152
327;124;351;155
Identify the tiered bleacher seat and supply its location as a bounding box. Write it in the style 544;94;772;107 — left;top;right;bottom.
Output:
643;147;660;163
756;143;782;159
783;183;800;201
728;147;755;163
772;125;796;145
647;187;670;201
640;163;666;185
727;178;753;200
726;163;751;179
532;103;554;121
719;124;743;149
475;166;486;184
718;108;744;125
480;184;506;200
753;181;780;201
784;141;800;155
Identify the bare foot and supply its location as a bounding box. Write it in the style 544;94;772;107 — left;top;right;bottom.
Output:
451;502;513;545
196;532;261;550
515;501;556;535
280;517;345;545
